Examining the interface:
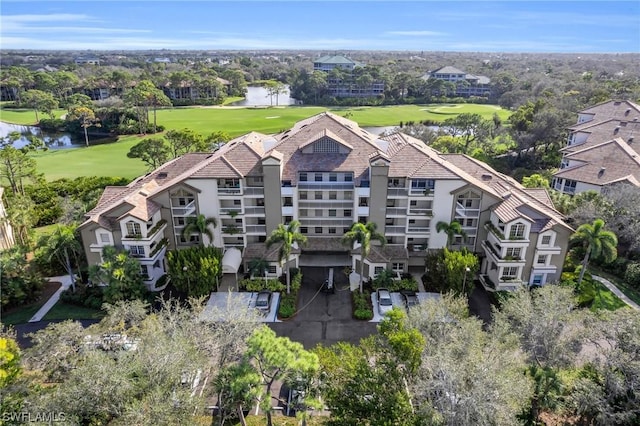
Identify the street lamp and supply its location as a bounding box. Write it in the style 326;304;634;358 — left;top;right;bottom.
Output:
183;266;190;295
463;267;471;295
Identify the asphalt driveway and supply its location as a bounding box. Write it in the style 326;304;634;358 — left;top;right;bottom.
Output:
269;266;378;349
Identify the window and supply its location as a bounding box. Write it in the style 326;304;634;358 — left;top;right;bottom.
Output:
466;218;474;227
315;173;323;182
268;265;277;274
344;209;352;217
329;173;337;182
329;191;337;200
257;218;266;225
359;216;367;224
299;209;308;217
315;209;323;217
315;227;323;234
374;266;384;276
256;198;265;206
386;218;394;225
174;217;185;226
129;245;145;256
392;263;405;272
299;191;308;200
386;199;395;207
465;199;473;207
532;274;543;285
99;233;110;244
329;227;337;234
313;138;339;153
315;192;323;200
284;216;293;224
140;265;149;280
505;247;521;258
502;266;518;278
282;180;292;187
537;255;548;265
300;227;308;234
126;222;141;236
541;235;552;245
233;199;241;205
344;174;353;182
410;179;435;191
258;236;266;242
329;209;337;217
283;197;293;207
388;178;401;187
299;172;308;182
359;197;368;206
509;223;526;239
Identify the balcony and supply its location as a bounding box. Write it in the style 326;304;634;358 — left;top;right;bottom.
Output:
408;208;433;216
479;274;523;292
388;188;408;197
244;187;264;196
171;201;196;216
298;182;354;190
218;186;242;195
244;206;265;215
357;187;370;197
298;200;353;208
220;207;243;215
122;220;167;242
385;226;406;234
245;225;266;234
386;207;407;216
300;218;354;227
409;188;434;197
407;226;430;234
481;240;526;264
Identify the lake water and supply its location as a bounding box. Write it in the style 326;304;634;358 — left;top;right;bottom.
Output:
230;85;300;107
0;121;113;149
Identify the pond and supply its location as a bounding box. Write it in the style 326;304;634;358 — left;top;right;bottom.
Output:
230;85;300;107
0;121;114;149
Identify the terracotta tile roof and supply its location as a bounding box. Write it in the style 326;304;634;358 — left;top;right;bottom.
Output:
299;129;354;150
524;188;554;207
555;138;640;186
380;135;460;179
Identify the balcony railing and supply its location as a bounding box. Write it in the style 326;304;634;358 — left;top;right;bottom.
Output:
300;218;354;227
407;226;430;233
386;207;407;215
385;226;406;234
298;182;354;190
218;186;242;194
220;207;242;215
298;200;353;208
387;188;408;196
409;188;434;196
244;187;264;196
408;208;433;216
245;225;266;234
244;207;265;215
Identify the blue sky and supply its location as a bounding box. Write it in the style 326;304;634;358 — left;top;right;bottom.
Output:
1;1;639;52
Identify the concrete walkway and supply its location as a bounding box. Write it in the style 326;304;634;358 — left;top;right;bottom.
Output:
592;275;639;310
28;275;74;322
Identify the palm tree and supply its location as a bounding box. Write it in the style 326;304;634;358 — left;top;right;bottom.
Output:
341;222;386;294
569;219;618;285
436;221;467;248
248;257;270;285
181;214;217;246
266;221;307;294
39;224;82;291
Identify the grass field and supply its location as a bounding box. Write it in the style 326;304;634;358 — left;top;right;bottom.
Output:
43;301;104;321
1;104;511;180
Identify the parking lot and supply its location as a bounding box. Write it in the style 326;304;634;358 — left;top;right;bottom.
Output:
369;291;442;322
201;291;281;323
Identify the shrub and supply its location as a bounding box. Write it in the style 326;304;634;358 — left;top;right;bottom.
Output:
372;269;395;289
624;262;640;290
60;283;104;310
352;291;373;320
241;278;285;292
278;293;297;318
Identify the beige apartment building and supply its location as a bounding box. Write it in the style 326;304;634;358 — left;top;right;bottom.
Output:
80;112;572;292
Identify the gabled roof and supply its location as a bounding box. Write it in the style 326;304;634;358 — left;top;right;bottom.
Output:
432;66;466;75
352;245;408;263
314;55;361;65
555;138;640;186
298;129;353;150
564;119;640;154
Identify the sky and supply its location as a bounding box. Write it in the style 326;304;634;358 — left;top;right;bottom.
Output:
1;1;639;53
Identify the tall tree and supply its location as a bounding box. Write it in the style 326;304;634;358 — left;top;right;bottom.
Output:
436;220;467;248
37;224;83;291
266;220;307;294
180;214;217;246
441;113;490;154
205;131;230;151
126;137;171;170
22;89;58;122
165;128;207;158
245;326;319;426
342;222;385;293
89;246;148;303
67;105;100;147
569;219;618;285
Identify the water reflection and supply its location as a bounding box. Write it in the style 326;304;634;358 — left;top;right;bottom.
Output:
230;85;299;107
0;121;113;149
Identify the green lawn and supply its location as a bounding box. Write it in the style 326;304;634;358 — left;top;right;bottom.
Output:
0;108;67;125
590;267;640;307
43;301;104;321
590;279;629;311
2;103;512;180
1;303;43;325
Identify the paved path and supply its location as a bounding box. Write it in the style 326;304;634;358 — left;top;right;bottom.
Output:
592;275;639;310
28;275;74;322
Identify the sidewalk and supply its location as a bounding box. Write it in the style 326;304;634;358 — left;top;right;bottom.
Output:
28;275;74;322
593;275;640;310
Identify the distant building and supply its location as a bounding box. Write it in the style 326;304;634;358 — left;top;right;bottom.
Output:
313;55;385;98
553;100;640;195
74;57;101;66
422;66;491;97
154;57;172;63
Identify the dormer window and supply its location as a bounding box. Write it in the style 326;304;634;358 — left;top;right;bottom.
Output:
126;221;141;237
313;138;340;153
509;223;526;239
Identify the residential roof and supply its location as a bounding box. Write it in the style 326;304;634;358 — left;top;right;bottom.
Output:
563;119;640;154
554;138;640;186
243;242;301;263
432;66;466;75
314;55;361;66
577;100;640;122
352;244;408;263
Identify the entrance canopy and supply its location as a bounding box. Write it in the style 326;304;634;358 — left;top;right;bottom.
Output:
222;247;242;274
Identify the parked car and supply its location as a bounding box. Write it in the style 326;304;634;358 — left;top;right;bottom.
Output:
376;288;393;315
255;291;272;314
401;290;419;310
